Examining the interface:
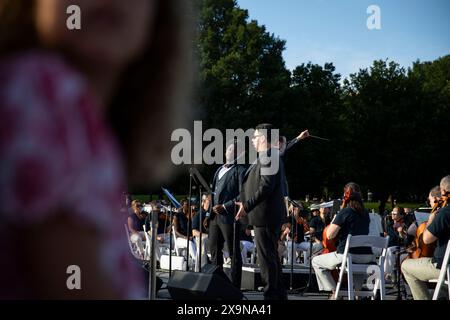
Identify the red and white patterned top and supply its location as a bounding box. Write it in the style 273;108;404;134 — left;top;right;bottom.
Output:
0;51;144;298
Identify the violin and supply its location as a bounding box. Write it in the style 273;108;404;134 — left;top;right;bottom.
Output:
158;211;172;222
295;216;310;233
408;193;449;259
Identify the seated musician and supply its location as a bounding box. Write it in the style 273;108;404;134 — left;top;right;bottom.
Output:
312;182;372;299
297;205;329;266
385;206;407;246
192;194;210;271
151;202;173;246
173;199;197;264
278;220;291;263
401;176;450;300
127;200;149;246
240;225;255;263
285;204;307;265
384;206;408;280
128;200;165;262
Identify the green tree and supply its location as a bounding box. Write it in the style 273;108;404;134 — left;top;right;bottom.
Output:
342;60;427;212
284;62;344;199
196;0;290;131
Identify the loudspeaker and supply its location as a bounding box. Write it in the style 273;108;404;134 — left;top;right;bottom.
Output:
167;269;244;300
201;264;230;281
142;266;164;295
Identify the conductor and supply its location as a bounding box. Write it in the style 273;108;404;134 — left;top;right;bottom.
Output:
236;123;287;300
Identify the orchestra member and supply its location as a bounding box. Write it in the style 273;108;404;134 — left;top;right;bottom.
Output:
401;176;450;300
173;199;196;265
312;182;372;299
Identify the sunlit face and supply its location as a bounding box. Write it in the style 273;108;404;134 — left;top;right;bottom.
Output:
132;202;143;215
428;193;437;207
252;129;266;152
319;207;329;218
35;0;156;69
225;144;235;163
391;208;401;221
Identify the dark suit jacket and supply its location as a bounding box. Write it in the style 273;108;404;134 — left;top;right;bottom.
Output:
210;164;247;225
240;148;285;229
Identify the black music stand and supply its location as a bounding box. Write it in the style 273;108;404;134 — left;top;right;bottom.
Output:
285;198;300;293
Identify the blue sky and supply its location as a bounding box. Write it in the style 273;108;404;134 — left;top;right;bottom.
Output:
237;0;450;80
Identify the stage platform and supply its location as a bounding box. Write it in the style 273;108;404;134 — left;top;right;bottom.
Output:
153;263;409;300
225;263;318;291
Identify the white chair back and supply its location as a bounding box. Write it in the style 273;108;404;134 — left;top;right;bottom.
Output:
335;234;389;300
124;224;144;260
432;239;450;300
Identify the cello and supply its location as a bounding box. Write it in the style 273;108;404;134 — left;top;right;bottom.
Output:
322;224;336;253
408;193;449;259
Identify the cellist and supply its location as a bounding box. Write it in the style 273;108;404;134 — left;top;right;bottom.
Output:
312;182;372;299
401;175;450;300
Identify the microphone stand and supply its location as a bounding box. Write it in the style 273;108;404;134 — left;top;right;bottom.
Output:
198;185;203;272
232;156;241;287
289;212;295;291
286;198;301;294
393;245;408;300
186;169;193;271
300;232;314;296
149;209;158;300
168;203;173;277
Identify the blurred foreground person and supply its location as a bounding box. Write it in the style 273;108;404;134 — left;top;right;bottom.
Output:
0;0;192;299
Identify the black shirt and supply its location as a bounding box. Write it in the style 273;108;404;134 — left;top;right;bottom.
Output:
385;219;405;247
175;212;190;237
427;205;450;269
309;216;325;241
241;226;253;242
192;210;208;234
157;215;168;234
129;213;147;232
332;207;371;254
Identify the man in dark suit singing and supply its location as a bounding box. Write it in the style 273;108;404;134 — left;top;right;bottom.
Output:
236;123;287;300
204;139;246;288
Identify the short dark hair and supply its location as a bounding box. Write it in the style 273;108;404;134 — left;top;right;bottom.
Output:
255;123;275;144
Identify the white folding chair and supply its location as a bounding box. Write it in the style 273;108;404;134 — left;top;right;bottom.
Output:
171;225;184;257
124;224;145;260
335;235;389;300
431;239;450;300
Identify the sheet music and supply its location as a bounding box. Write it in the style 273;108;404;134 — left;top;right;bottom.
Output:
161;187;182;209
414;211;430;225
